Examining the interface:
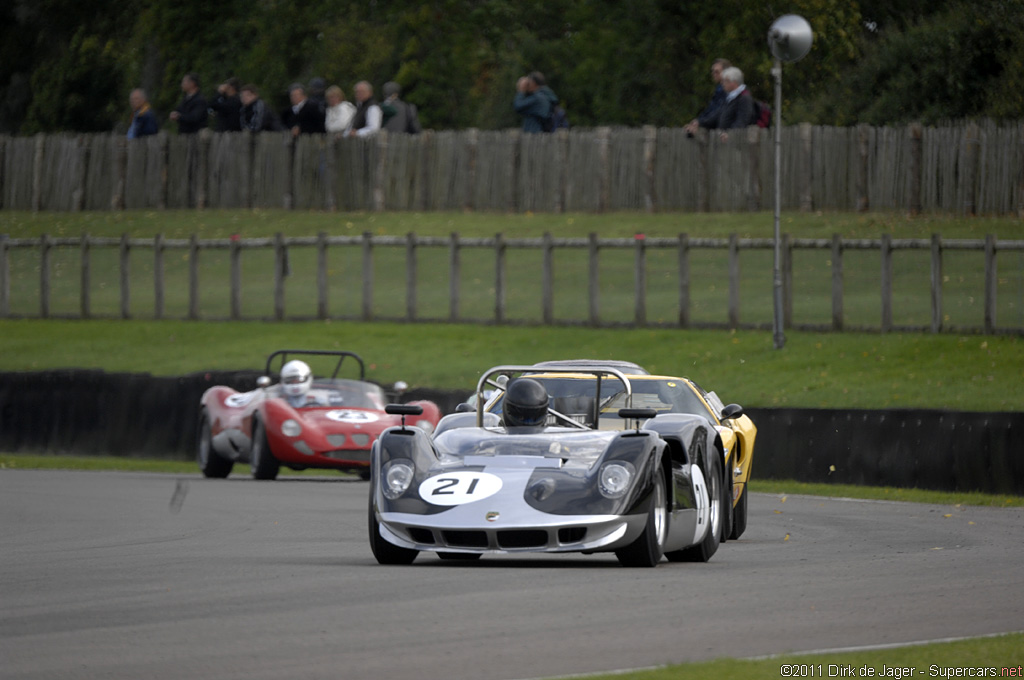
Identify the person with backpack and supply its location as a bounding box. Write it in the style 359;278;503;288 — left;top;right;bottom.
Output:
513;73;552;133
381;81;422;134
716;66;756;142
529;71;569;132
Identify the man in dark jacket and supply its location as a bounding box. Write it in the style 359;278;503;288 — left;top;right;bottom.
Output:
126;88;159;139
685;58;731;134
513;73;551;133
169;73;208;134
280;83;326;137
716;66;756;141
239;84;281;132
210;77;242;132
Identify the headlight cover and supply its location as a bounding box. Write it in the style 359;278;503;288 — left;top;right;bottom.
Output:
281;419;302;437
598;461;635;499
382;459;416;499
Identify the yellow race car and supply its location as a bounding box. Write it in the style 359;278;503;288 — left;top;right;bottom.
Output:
483;360;757;540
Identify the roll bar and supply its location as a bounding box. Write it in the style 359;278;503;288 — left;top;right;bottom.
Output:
264;350;366;381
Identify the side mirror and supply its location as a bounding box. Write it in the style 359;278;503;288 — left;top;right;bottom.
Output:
257;376;272;388
721;403;744;420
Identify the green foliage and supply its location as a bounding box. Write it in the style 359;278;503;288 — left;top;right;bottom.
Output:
1;0;1022;133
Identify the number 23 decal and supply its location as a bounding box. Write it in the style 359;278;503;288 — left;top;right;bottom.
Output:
418;471;502;506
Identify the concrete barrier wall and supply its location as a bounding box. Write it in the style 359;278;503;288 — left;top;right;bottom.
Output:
1;371;1020;494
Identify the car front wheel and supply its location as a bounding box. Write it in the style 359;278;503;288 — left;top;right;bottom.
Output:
667;439;723;563
615;469;668;568
197;411;232;479
250;419;280;480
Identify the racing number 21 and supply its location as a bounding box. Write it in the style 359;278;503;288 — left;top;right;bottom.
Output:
418;471;502;506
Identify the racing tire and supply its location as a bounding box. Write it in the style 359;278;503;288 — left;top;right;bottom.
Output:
368;488;418;565
666;440;723;563
615;469;668;568
358;469;372;481
729;484;748;540
437;552;483;561
197;411;233;479
250;419;280;481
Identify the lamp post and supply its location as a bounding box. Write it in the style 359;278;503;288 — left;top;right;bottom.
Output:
768;14;813;350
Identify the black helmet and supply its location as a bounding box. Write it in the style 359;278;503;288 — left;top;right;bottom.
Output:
504;378;549;428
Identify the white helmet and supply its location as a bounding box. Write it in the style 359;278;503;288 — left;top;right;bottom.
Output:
280;360;312;398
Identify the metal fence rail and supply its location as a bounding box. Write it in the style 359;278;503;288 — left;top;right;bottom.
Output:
2;232;1023;335
2;121;1022;215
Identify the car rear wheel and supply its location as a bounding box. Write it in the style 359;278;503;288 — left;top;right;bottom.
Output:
730;484;748;540
250;419;280;480
197;411;232;479
368;490;418;565
666;439;723;563
615;469;667;568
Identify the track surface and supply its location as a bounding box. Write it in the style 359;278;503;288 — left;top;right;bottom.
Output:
2;470;1022;680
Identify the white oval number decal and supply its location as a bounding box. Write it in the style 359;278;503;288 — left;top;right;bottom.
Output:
418;472;502;506
325;410;379;424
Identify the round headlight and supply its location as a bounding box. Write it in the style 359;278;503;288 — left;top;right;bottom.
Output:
281;419;302;437
415;419;435;434
382;460;415;499
598;461;635;499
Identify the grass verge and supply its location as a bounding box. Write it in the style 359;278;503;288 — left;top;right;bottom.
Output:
2;454;1020;506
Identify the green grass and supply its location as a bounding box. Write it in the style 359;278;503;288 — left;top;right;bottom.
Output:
577;633;1023;680
1;318;1021;411
3;454;1021;508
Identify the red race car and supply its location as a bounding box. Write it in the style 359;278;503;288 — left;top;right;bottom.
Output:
198;350;441;480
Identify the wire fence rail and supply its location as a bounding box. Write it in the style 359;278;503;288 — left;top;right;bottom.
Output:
2;232;1023;335
1;120;1022;215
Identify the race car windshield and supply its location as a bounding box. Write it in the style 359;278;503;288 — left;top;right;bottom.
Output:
434;428;612;464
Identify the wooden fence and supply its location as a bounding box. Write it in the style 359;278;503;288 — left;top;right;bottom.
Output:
2;232;1023;335
1;121;1023;215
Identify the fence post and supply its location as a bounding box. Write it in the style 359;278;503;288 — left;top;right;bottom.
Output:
361;231;373;321
799;123;813;212
197;129;210;210
417;130;433;211
909;122;923;216
324;137;337;212
154;233;164;320
634;234;647;327
32;134;44;212
230;235;242;320
556;128;570;213
449;232;460;322
881;233;893;332
112;136;127;210
74;135;89;212
39;234;50;318
406;232;417;322
464;129;478;212
80;233;90;319
274;232;286;321
495;233;506;324
728;233;739;328
510;130;521;213
697;129;710;212
930;234;943;333
746;126;761;211
316;231;328;320
963;123;980;216
542;232;554;324
678;233;690;328
374;130;388;212
119;233;131;319
856;124;870;212
597;127;611;213
188;234;200;320
831;234;843;331
588;233;599;326
158;132;169;210
783;233;793;329
643;125;657;213
0;233;8;317
985;234;997;333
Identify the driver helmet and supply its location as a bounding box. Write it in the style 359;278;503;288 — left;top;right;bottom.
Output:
503;378;550;429
280;360;312;399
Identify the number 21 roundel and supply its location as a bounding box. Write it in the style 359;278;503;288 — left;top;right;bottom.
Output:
418;471;502;506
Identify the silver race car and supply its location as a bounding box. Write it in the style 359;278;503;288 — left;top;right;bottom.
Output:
368;365;731;567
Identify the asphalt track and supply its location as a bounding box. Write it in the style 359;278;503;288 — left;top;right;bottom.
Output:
1;470;1022;680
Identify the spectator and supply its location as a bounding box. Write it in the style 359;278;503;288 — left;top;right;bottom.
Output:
280;83;326;137
210;77;242;132
716;66;755;141
529;71;561;130
169;73;208;134
126;88;159;139
239;84;281;132
685;58;731;135
349;81;382;137
513;73;551;133
381;81;421;134
324;85;356;136
308;77;328;117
